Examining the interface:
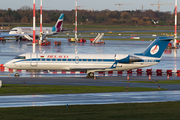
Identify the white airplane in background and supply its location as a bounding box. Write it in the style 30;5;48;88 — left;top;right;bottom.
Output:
0;13;64;41
4;37;172;77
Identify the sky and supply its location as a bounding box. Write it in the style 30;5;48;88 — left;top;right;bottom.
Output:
0;0;179;12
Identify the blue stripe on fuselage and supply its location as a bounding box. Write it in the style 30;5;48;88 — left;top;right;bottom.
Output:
13;58;160;64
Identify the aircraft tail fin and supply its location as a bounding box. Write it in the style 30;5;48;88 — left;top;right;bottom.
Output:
134;37;172;58
52;13;64;32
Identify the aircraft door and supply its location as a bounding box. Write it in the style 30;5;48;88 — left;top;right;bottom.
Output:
75;56;79;64
30;53;38;66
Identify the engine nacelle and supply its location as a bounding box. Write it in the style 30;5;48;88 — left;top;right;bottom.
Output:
129;55;142;62
116;55;142;63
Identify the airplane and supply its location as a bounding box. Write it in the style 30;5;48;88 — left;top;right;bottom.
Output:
4;37;172;77
0;13;64;41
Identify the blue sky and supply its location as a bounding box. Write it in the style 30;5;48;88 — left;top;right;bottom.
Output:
0;0;179;12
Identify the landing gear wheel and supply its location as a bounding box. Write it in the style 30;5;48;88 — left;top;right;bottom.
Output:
2;39;6;43
14;73;20;77
87;72;94;77
19;37;22;41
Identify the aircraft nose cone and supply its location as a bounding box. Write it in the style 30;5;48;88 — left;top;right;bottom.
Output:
3;63;9;68
9;31;13;34
3;63;7;67
3;62;13;69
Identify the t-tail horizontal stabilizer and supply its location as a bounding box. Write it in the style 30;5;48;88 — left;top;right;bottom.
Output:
134;37;172;58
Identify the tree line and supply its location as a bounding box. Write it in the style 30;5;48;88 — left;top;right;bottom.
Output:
0;6;179;26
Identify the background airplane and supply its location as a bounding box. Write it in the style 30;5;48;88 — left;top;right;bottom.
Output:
0;13;64;41
4;37;172;77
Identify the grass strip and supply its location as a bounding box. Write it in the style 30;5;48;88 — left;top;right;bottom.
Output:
0;102;180;120
50;31;173;41
62;24;177;30
0;84;165;96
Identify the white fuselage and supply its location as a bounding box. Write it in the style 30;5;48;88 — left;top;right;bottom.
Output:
4;53;160;73
9;27;53;35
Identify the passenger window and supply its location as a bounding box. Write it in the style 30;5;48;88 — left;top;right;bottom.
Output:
52;59;56;61
98;59;101;62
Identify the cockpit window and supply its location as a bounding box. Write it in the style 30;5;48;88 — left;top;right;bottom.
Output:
14;56;26;59
11;29;17;31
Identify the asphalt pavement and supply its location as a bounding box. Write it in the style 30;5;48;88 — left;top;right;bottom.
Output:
1;76;180;90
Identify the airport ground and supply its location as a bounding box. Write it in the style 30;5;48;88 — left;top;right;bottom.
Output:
52;25;177;41
1;76;180;120
52;31;174;41
1;76;180;91
1;25;180;119
0;76;177;96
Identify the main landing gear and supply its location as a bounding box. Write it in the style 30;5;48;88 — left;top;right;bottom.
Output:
87;72;94;77
16;37;22;42
2;39;6;43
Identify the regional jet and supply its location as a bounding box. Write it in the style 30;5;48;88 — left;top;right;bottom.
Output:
4;37;172;77
0;13;65;41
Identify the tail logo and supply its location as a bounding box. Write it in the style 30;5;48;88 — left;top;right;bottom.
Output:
56;21;63;32
150;45;159;55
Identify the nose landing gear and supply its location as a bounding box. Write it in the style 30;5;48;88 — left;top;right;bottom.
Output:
14;70;20;77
